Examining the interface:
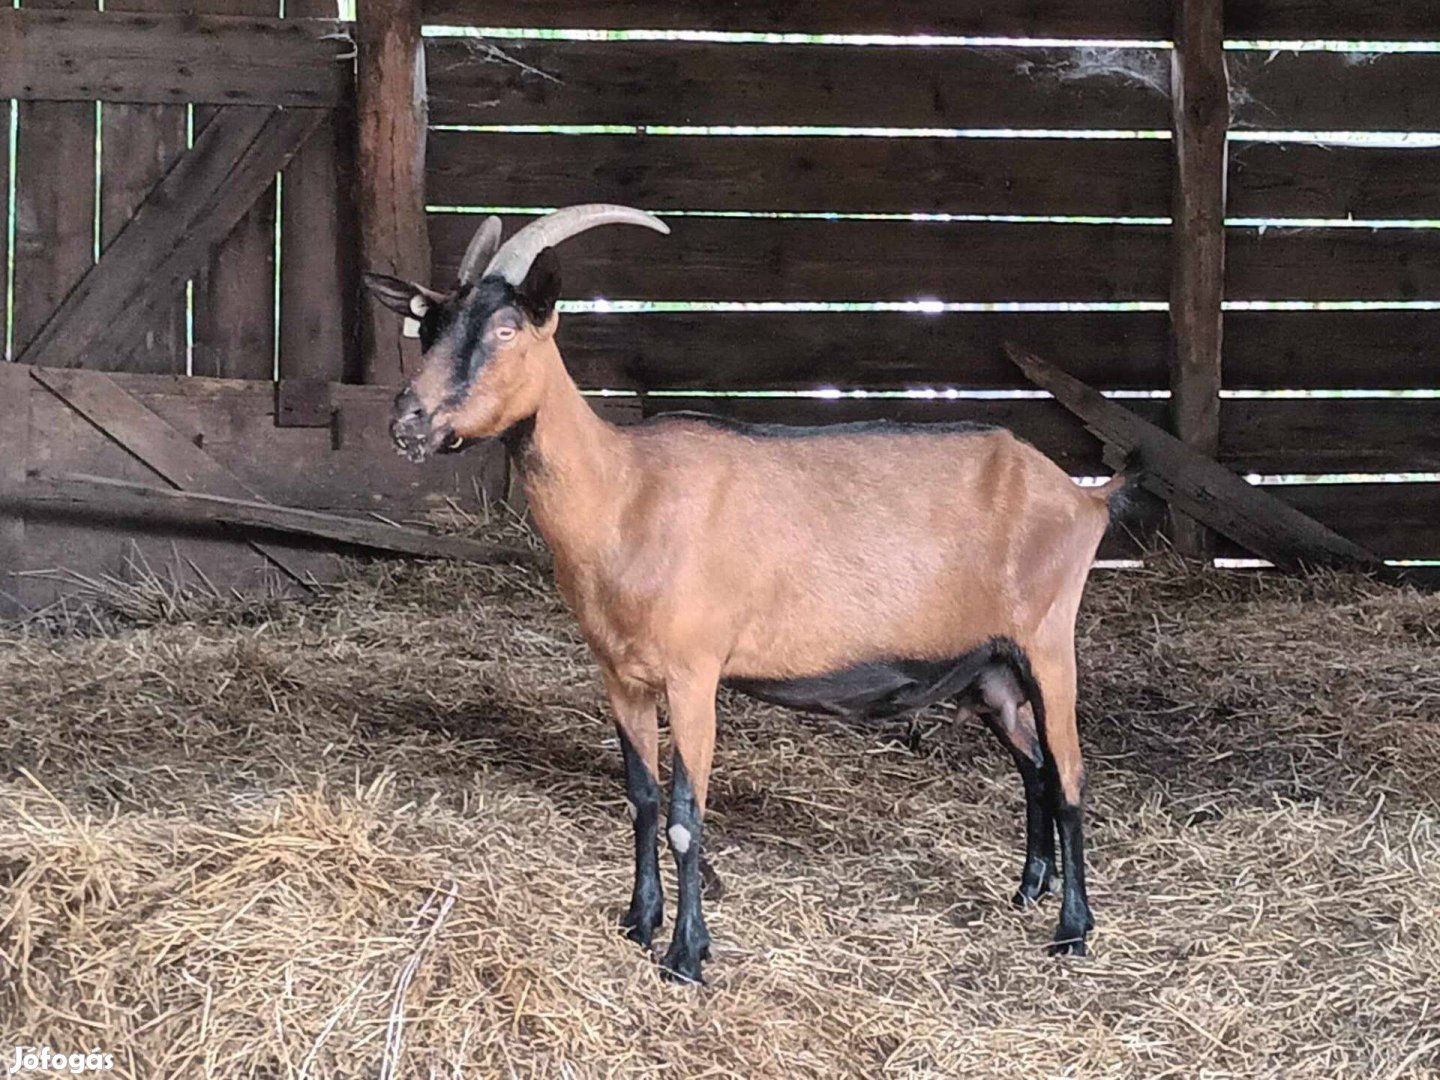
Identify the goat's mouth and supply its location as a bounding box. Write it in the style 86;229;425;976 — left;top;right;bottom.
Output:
391;419;474;464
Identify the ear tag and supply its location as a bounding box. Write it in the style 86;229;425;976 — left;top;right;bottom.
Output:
409;295;430;317
402;317;421;339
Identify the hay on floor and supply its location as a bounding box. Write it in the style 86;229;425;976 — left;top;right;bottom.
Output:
1;518;1437;1078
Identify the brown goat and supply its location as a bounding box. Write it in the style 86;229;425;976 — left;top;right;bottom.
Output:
365;206;1123;983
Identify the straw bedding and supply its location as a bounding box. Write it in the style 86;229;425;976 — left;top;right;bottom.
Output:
1;521;1437;1078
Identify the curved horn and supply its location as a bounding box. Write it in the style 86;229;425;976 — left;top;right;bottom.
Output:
457;215;503;286
482;204;670;286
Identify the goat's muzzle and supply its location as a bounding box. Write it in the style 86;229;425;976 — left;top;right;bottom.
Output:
391;389;457;464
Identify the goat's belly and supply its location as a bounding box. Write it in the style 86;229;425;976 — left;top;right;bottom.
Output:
724;641;1006;721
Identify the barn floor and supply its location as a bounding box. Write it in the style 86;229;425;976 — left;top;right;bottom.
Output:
1;521;1438;1079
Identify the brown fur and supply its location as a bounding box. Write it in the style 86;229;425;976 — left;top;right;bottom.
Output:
418;318;1113;813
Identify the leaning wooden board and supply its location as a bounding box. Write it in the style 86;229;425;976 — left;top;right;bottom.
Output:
1004;345;1383;570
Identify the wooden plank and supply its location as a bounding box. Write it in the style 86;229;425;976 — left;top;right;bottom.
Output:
640;395;1167;474
11;0;95;359
1224;399;1440;475
1227;227;1440;302
29;367;314;582
420;0;1171;38
281;0;359;384
426;132;1174;217
0;93;7;359
99;0;191;376
1231;142;1440;221
0;365;32;617
1004;344;1383;570
19;107;323;371
1225;310;1440;390
430;215;1171;301
51;372;507;515
1167;0;1228;557
425;40;1174;129
6;474;545;568
192;0;281;384
1231;51;1440;132
556;311;1171;391
640;394;1440;477
0;8;349;107
1228;3;1440;42
358;0;431;386
1221;484;1440;561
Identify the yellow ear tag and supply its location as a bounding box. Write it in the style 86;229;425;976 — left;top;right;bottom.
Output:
402;317;421;339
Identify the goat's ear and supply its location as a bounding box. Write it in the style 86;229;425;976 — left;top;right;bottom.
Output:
517;247;561;327
363;272;440;318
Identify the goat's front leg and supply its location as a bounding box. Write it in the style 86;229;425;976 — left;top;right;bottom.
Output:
660;666;719;985
604;672;663;949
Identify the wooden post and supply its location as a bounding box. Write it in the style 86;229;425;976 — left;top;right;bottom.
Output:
1168;0;1229;559
356;0;431;387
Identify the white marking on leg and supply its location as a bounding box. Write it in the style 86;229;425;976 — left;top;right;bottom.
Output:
668;823;692;855
625;799;638;822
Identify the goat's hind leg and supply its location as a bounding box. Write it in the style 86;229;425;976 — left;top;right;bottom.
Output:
975;667;1057;909
605;673;664;949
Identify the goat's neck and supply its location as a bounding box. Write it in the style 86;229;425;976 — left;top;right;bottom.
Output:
515;340;629;567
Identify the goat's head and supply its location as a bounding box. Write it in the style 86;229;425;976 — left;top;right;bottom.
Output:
364;205;669;463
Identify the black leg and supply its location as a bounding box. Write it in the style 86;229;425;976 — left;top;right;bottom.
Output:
619;730;664;948
983;715;1057;908
1012;750;1058;908
660;754;710;984
1049;798;1094;956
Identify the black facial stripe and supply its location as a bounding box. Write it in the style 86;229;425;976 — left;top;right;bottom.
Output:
420;277;523;408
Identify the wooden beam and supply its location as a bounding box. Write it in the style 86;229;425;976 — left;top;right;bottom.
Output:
1168;0;1229;558
17;106;322;371
356;0;430;386
28;367;314;583
421;0;1170;37
0;8;349;107
1003;344;1383;572
0;365;33;618
5;474;545;569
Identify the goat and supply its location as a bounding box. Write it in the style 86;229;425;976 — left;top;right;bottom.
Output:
365;205;1124;984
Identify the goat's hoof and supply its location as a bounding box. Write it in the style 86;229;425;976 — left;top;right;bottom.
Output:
659;935;710;986
659;950;706;986
1011;861;1056;910
1048;923;1090;957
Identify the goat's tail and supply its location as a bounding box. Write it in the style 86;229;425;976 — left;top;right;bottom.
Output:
1091;451;1147;527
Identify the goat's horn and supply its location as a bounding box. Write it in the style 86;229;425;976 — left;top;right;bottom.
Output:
457;215;504;286
482;204;670;286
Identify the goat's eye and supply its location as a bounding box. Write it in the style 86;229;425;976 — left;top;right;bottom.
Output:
495;326;518;342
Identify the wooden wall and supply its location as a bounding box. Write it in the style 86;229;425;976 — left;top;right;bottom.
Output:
421;2;1440;564
0;0;502;616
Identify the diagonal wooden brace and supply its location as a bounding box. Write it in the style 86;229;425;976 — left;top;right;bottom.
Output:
18;105;323;371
